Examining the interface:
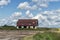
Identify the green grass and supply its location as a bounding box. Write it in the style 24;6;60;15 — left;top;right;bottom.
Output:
22;35;33;40
0;26;59;31
0;26;17;30
23;32;60;40
33;32;60;40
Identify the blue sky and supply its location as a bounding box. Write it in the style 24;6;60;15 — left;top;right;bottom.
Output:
0;0;60;18
0;0;60;27
0;0;31;18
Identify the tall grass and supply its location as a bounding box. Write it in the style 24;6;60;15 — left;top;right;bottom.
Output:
33;32;60;40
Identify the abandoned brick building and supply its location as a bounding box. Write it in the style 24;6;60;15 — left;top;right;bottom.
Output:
17;19;38;29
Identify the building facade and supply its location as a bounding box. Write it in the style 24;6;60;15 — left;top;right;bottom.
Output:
17;19;38;29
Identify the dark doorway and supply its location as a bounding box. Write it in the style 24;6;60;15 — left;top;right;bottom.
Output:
33;26;35;28
24;26;26;28
19;26;21;28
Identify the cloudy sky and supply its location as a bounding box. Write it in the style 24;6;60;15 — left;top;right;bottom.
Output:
0;0;60;28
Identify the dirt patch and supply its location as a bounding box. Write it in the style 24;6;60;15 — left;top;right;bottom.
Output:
0;30;39;40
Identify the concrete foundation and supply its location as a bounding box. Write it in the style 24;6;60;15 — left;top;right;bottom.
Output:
30;26;33;29
21;26;24;28
17;26;19;29
27;26;29;29
17;26;37;29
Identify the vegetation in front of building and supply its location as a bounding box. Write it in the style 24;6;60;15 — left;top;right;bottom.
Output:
0;25;59;31
0;25;17;30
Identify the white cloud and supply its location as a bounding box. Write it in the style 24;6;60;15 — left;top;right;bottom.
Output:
32;0;60;8
6;11;33;26
32;0;60;2
31;9;60;27
26;10;30;15
32;0;38;2
18;0;60;10
40;4;48;7
3;12;22;26
17;1;38;10
26;10;33;18
49;0;60;1
26;5;38;10
17;2;29;9
32;14;45;19
11;12;22;17
0;19;7;26
32;14;51;26
0;0;10;7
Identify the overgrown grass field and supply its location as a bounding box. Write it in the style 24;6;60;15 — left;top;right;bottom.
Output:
23;32;60;40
